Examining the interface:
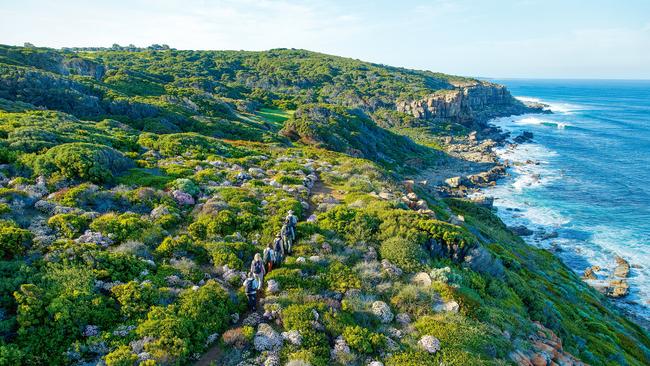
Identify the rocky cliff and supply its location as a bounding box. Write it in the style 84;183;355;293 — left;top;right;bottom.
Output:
396;82;542;127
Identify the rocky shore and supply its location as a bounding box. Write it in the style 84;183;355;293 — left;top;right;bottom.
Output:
430;117;643;316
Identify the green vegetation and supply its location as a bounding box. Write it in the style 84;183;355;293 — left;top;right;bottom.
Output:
0;43;646;366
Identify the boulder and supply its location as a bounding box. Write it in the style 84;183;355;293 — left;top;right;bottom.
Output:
509;225;533;236
513;131;534;144
172;190;194;205
607;279;629;298
433;300;459;313
330;336;352;363
445;176;462;188
613;256;630;278
266;279;280;294
412;272;432;287
254;323;283;352
396;313;411;326
371;301;394;323
582;266;599;280
75;230;114;248
83;325;100;337
281;330;302;346
418;335;441;353
150;205;170;219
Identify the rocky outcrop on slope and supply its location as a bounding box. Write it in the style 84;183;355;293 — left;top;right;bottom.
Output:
396;82;545;127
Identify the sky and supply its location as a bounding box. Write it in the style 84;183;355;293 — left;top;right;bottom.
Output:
1;0;649;79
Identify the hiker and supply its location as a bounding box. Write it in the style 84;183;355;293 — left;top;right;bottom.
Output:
263;242;276;273
243;274;259;311
250;253;266;287
281;223;293;255
285;210;297;240
273;233;284;265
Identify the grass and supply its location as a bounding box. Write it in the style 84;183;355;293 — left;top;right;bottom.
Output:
256;108;292;125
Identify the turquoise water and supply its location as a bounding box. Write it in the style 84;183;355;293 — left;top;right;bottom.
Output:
484;79;650;319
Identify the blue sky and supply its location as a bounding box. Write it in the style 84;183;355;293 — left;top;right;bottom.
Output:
1;0;649;78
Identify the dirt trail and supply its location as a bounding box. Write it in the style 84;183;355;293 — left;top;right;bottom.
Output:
306;178;343;217
195;178;325;366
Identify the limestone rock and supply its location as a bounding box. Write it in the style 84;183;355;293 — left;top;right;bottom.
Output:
254;323;283;352
281;330;302;346
418;335;441;353
75;230;114;248
371;301;394;323
613;256;630;278
396;313;411;326
330;336;352;363
172;190;194;205
509;225;533;236
433;300;459;313
267;279;280;294
412;272;432;287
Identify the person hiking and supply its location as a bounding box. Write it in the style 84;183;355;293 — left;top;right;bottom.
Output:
243;274;259;311
273;233;284;265
285;210;297;240
250;253;266;287
263;242;276;273
281;223;293;255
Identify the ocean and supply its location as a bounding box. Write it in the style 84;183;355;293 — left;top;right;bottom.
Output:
483;79;650;320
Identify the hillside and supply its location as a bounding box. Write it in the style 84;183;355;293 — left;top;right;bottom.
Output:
0;44;647;366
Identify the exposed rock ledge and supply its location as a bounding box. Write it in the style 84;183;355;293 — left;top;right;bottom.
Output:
396;82;546;127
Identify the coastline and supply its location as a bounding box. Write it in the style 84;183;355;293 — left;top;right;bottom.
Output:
435;105;650;329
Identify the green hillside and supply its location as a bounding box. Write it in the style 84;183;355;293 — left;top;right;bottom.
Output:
0;44;647;366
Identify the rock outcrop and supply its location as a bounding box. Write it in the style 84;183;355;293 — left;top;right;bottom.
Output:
397;82;542;127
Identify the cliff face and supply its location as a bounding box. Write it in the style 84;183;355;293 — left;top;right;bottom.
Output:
396;82;539;127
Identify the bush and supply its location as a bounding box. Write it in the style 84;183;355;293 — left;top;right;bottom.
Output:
111;281;160;319
386;350;438;366
136;280;234;364
342;325;384;354
155;235;209;263
413;313;511;361
33;142;133;183
47;214;89;239
318;206;380;243
380;236;427;272
323;261;361;292
90;212;148;243
0;221;32;259
104;345;138;366
168;178;200;196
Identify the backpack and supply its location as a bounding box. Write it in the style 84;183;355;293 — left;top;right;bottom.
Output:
245;279;255;293
274;238;283;252
253;260;263;274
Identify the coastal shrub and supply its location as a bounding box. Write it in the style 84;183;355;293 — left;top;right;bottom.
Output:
323;261;361;292
386;350;438;366
111;281;160;319
380;236;427;272
89;212;148;243
136;280;234;364
168;178;200;196
414;313;511;360
51;183;98;207
390;284;437;317
342;325;384;354
138;132;248;159
155;235;209;263
0;221;32;259
33;143;133;183
205;241;255;270
47;214;89;239
104;345;138;366
318;206;380;243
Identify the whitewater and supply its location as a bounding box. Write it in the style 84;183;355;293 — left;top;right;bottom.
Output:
482;79;650;321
